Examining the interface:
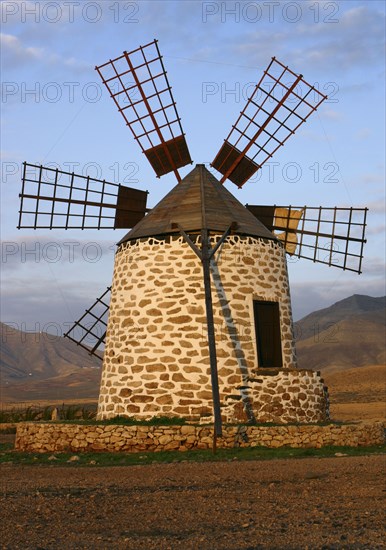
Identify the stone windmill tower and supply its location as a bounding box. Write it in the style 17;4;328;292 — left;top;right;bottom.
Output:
99;163;299;429
18;41;368;436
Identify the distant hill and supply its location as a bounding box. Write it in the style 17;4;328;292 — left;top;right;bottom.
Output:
295;295;386;372
0;322;101;402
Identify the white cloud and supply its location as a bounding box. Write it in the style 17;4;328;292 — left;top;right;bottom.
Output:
340;82;372;94
227;4;385;74
366;199;386;214
1;236;116;272
355;128;372;141
322;108;343;121
1;33;43;67
360;173;385;185
0;277;107;330
361;257;386;276
366;224;386;236
1;32;88;73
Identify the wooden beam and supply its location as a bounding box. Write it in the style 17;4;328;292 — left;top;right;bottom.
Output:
201;228;223;439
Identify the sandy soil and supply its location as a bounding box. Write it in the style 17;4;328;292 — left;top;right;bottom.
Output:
330;402;385;422
325;364;386;423
1;455;385;549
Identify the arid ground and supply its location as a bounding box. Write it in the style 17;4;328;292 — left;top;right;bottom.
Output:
326;364;385;422
0;454;385;549
1;364;385;549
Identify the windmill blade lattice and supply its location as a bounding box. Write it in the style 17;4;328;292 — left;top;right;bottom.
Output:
64;287;111;359
18;162;148;230
246;205;368;274
95;39;192;182
212;57;327;187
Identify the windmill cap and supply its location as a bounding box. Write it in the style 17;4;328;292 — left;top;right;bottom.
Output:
118;164;276;244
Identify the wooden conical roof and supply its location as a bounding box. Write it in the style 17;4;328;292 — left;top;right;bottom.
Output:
119;164;276;243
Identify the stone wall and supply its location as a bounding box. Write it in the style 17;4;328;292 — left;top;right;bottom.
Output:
15;422;385;453
225;369;329;424
98;234;303;422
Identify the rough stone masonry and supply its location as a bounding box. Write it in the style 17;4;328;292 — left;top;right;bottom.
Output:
15;422;384;453
97;233;328;424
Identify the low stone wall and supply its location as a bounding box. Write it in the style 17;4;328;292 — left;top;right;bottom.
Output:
15;422;384;453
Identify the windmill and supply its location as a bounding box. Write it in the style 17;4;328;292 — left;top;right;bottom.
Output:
18;40;367;438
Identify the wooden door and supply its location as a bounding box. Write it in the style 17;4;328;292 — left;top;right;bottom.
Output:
253;300;283;368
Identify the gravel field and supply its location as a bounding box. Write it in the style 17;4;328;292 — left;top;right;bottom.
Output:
1;454;385;549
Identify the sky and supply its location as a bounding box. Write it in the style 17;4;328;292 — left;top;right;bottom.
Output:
1;0;385;339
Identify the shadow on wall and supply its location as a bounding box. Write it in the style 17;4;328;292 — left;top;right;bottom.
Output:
211;256;256;423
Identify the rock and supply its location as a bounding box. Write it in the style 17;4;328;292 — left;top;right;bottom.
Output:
67;455;80;462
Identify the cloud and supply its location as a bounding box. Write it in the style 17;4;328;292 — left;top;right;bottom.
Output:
362;257;386;277
322;108;343;121
365;199;386;214
351;173;386;191
297;5;385;69
1;32;88;73
0;276;108;331
1;33;43;68
366;224;386;237
1;236;116;270
355;128;372;141
227;4;385;74
340;82;373;95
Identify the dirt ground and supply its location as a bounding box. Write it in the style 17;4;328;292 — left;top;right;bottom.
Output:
1;454;385;550
1;369;385;549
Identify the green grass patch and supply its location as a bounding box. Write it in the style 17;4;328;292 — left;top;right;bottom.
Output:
0;443;384;467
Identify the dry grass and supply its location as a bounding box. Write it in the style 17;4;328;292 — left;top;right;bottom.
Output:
0;399;98;411
324;364;385;422
330;402;385;421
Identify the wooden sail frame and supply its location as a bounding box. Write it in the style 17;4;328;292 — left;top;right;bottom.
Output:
64;287;111;359
246;205;368;273
95;39;192;182
18;162;148;230
212;57;327;187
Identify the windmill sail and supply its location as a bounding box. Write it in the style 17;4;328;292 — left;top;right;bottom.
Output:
212;57;327;187
246;205;368;274
18;162;148;230
96;39;192;182
273;207;304;254
64;287;111;359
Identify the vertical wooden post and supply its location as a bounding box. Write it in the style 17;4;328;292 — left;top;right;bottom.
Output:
201;228;223;442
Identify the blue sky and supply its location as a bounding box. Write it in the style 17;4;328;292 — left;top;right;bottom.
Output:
1;0;385;336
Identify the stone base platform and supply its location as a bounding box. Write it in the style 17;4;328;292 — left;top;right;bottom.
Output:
15;422;384;453
224;369;329;425
98;368;329;425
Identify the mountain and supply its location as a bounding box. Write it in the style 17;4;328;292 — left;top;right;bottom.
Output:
0;323;101;402
295;295;386;372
